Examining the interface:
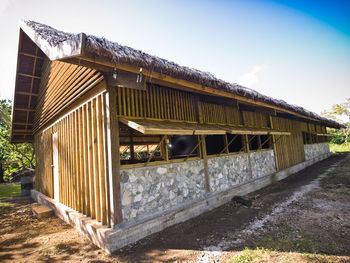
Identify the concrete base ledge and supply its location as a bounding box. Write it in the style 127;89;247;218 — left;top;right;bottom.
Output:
31;152;331;254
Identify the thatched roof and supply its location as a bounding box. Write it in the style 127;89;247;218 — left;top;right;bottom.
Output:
20;20;342;128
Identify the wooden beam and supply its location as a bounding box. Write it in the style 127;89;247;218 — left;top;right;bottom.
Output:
16;91;39;96
15;108;35;112
19;51;44;59
17;72;41;79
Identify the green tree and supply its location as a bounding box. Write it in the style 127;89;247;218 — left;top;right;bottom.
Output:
0;100;35;182
321;98;350;146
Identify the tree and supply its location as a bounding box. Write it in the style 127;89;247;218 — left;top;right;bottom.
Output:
0;100;35;182
321;98;350;147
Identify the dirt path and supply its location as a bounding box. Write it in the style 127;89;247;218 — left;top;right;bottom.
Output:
196;153;350;262
0;154;349;262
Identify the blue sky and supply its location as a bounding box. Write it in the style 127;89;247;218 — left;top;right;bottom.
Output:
0;0;349;115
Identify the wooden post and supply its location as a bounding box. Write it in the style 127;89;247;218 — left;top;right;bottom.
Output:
201;135;210;192
196;98;210;192
164;135;169;162
130;132;135;161
106;85;123;227
270;115;280;171
245;135;253;179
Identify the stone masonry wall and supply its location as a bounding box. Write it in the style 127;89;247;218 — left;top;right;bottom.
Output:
120;159;206;223
208;153;250;192
120;150;276;224
208;150;276;192
250;150;276;179
304;143;330;161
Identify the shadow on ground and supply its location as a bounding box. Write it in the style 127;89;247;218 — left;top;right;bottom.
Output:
0;154;349;262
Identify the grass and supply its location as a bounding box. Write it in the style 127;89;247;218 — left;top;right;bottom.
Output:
0;202;11;215
0;184;21;215
329;143;350;153
0;183;21;199
229;248;341;263
256;224;317;253
229;248;264;263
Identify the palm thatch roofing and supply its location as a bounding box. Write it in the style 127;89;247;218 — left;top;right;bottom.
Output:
14;20;343;132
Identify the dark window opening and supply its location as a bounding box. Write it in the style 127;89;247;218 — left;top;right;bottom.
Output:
227;134;243;152
249;135;259;151
260;135;271;149
205;135;225;155
302;132;307;144
170;135;198;158
311;134;317;144
119;122;201;165
302;132;312;144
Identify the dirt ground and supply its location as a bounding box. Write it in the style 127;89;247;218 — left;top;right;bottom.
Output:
0;153;350;263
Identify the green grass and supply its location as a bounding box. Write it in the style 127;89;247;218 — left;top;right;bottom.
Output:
229;248;260;263
329;143;350;153
0;202;11;215
0;184;21;199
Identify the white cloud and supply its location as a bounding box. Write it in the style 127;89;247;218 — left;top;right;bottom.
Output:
0;0;11;14
237;64;270;87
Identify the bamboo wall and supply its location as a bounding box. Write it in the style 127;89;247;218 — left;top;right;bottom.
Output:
200;101;242;126
116;84;246;127
242;110;270;128
271;117;305;170
34;58;104;132
116;84;197;122
34;91;113;226
34;127;54;198
300;121;326;134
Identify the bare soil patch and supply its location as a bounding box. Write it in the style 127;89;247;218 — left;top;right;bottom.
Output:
0;153;349;262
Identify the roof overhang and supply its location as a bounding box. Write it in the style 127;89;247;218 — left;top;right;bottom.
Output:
120;118;291;136
10;29;46;143
19;20;85;61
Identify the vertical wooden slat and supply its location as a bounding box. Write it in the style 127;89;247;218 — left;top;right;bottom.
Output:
146;86;151;118
77;108;83;212
97;95;107;225
122;88;128;116
102;93;111;227
92;99;101;222
165;88;170;120
62;119;67;205
142;90;147;118
71;112;77;211
87;101;96;219
150;85;155;118
117;87;122;115
67;115;72;208
130;88;135;117
82;104;90;216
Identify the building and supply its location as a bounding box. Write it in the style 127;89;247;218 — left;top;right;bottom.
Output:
11;20;342;253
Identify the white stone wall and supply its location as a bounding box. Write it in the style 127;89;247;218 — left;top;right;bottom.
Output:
250;150;276;179
208;153;250;192
120;150;276;224
304;143;330;160
120;159;206;223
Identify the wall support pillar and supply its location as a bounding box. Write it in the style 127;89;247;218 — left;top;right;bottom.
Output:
106;85;123;227
245;134;253;179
